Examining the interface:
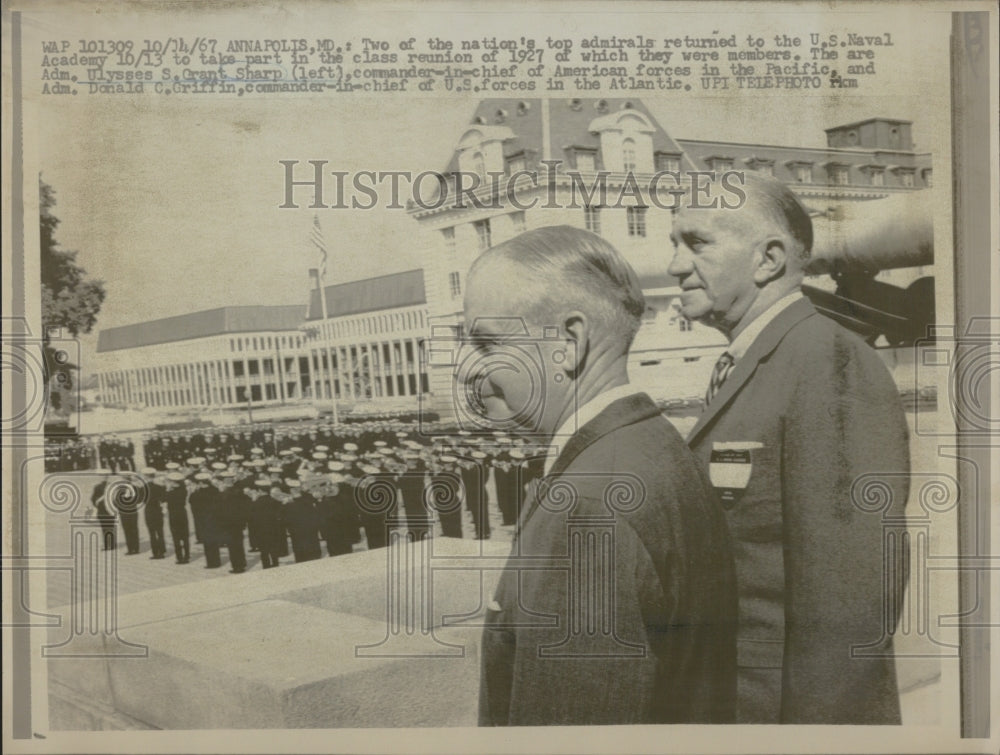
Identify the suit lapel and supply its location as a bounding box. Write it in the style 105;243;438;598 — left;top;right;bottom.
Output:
516;393;661;533
687;298;817;445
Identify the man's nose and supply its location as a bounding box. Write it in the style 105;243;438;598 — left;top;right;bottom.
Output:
667;246;692;277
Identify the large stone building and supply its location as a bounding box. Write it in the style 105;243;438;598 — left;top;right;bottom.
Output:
408;98;931;414
96;99;931;420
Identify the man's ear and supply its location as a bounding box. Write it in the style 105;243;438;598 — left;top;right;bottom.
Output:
563;312;589;376
752;238;788;285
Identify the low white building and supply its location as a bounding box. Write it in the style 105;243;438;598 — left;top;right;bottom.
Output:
95;270;431;416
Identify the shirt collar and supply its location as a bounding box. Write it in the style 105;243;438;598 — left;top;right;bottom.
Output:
727;291;804;361
543;382;639;477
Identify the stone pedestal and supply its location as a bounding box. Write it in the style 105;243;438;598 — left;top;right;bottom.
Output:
47;538;510;729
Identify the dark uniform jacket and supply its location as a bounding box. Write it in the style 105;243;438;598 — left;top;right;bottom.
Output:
282;495;323;561
479;393;738;726
687;298;910;724
248;493;285;552
164;486;189;535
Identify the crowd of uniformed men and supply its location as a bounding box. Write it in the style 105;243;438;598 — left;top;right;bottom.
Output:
88;419;546;573
45;435;136;472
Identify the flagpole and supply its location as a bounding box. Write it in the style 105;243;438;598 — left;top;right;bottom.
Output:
317;271;340;426
310;215;339;426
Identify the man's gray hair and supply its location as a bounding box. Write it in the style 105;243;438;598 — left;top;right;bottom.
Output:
740;172;814;261
469;225;646;349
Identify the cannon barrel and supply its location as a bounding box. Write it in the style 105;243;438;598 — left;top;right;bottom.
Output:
806;190;934;275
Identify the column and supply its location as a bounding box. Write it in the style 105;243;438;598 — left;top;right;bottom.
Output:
410;338;420;396
398;341;410;397
337;345;349;400
242;354;250;404
213;360;222;405
387;340;399;397
276;346;287;403
371;341;382;398
189;362;198;407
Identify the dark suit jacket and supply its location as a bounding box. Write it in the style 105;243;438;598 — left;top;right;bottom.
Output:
687;298;910;724
479;392;738;726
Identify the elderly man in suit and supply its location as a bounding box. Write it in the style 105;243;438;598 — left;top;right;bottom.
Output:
468;225;737;726
667;173;910;724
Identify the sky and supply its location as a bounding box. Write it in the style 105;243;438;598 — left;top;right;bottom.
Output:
23;2;954;370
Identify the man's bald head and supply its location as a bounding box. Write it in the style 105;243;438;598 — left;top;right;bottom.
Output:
466;225;646;352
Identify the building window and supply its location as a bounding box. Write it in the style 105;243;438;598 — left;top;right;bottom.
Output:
442;226;455;252
794;164;813;183
870;169;885;186
472;151;486;182
507;154;526;174
655;153;680;172
576;151;596;172
511;211;526;234
474;219;492;250
829;165;850;185
709;157;733;173
679;318;692;332
622;139;637;172
898;169;915;187
627;206;647;237
922;168;933;187
755;162;774;177
584;205;602;234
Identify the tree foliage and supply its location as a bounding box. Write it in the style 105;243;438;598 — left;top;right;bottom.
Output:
40;178;106;342
40;177;106;416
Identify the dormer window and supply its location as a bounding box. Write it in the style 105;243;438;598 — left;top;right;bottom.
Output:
786;161;814;183
506;153;527;174
472;151;486;182
622;139;637;172
588;108;656;174
706;156;734;173
745;157;775;176
655;153;681;172
825;162;851;186
456;124;516;186
922;168;933;187
892;166;916;187
575;150;596;172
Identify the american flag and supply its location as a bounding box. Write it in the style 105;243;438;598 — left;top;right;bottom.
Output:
310;214;328;282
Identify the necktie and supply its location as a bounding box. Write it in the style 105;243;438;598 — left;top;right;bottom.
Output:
704;351;735;408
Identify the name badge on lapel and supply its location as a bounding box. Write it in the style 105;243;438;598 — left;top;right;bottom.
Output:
709;442;763;505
